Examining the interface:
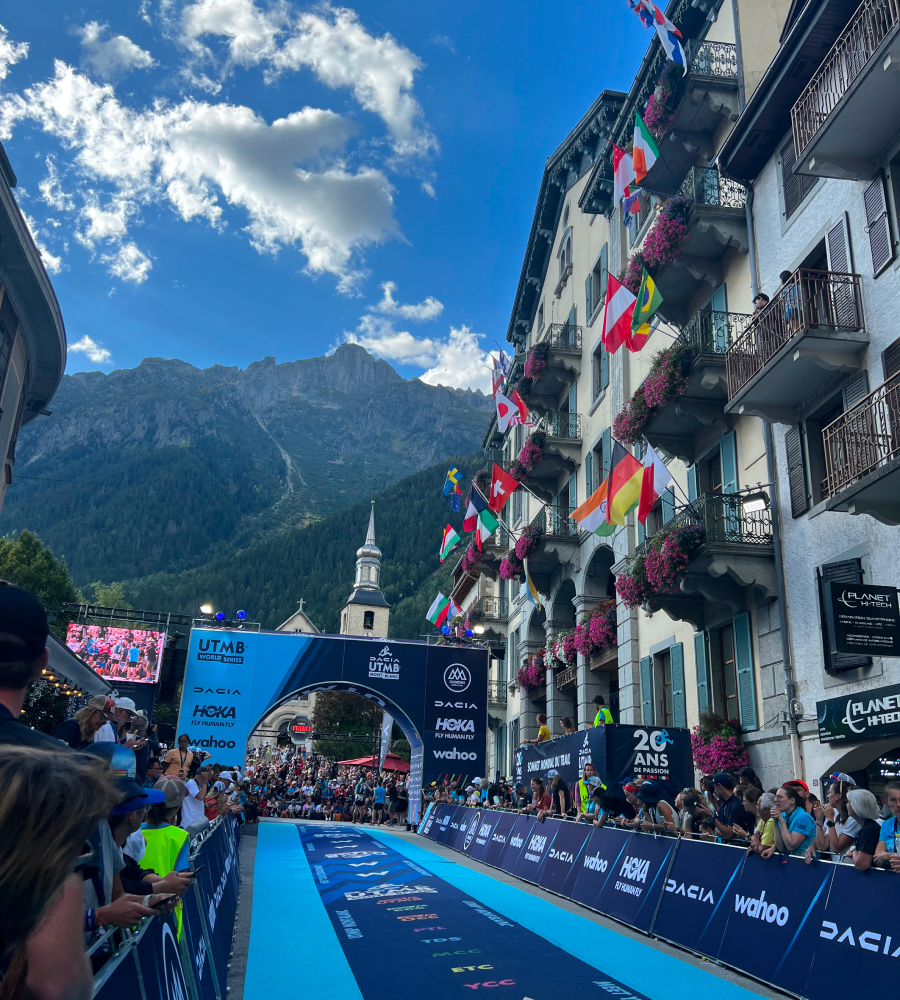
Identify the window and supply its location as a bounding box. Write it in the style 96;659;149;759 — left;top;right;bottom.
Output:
642;644;685;727
627;191;654;246
818;559;872;673
591;341;609;401
563;203;570;228
536;302;544;336
585;244;608;324
658;649;674;727
780;136;817;221
363;611;375;630
713;625;739;722
558;229;573;279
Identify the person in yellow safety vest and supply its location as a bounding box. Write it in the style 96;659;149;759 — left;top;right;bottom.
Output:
574;762;606;822
592;695;614;727
141;777;191;937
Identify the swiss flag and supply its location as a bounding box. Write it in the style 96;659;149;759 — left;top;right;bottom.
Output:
489;463;519;512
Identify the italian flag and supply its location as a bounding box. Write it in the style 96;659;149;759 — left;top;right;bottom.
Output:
633;113;660;185
602;275;637;354
426;593;451;627
440;524;461;562
476;507;500;551
570;480;615;537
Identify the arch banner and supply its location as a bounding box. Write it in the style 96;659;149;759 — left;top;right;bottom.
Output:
176;629;489;792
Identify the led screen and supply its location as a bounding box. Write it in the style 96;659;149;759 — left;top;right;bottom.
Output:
66;623;165;684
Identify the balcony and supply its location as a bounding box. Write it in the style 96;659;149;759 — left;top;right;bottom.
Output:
823;371;900;523
642;309;753;463
488;680;508;706
651;168;749;323
523;412;582;500
725;270;868;422
472;596;509;622
640;42;740;195
791;0;900;180
522;504;580;592
637;491;776;630
527;324;583;414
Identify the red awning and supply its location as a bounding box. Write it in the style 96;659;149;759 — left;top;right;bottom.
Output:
337;753;410;773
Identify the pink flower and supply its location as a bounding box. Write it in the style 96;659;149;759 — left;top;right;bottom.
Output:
691;726;749;773
616;573;652;609
499;554;523;580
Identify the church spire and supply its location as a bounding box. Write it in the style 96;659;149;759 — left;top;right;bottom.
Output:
365;501;376;546
353;502;382;591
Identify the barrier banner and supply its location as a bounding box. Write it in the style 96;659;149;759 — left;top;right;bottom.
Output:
428;804;458;845
650;837;745;958
593;829;676;933
134;913;191;1000
515;819;557;884
466;810;504;862
497;815;533;875
483;811;518;867
447;808;475;852
94;946;143;999
716;852;833;997
568;825;630;911
193;824;239;987
538;821;594;897
180;880;219;1000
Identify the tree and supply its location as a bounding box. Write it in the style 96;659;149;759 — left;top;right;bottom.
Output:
311;691;381;762
0;530;81;639
88;581;131;608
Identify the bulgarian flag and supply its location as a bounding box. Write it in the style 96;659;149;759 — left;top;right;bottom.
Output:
637;442;673;524
606;440;644;526
439;524;461;562
633;112;660;185
602;275;637;354
570;479;615;537
426;593;451;627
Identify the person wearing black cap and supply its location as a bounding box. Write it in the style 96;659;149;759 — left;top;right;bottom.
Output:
0;582;66;749
712;772;745;841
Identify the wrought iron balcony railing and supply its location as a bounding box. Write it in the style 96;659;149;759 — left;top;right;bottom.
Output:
822;371;900;497
680;309;753;357
791;0;900;157
636;490;773;558
473;596;509;621
678;166;747;209
536;411;582;439
689;39;739;79
488;680;508;704
538;322;582;351
532;504;580;539
725;269;864;399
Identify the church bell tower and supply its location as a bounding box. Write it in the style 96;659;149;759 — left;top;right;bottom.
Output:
340;502;391;637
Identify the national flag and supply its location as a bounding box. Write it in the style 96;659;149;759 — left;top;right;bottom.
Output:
449;492;461;513
463;486;490;533
448;596;463;620
491;363;504;399
523;559;542;611
426;593;451;627
627;0;655;28
602;275;637;354
630;267;663;353
511;389;531;428
489;463;519;513
633;112;660;184
638;441;673;524
623;190;642;217
440;524;461;562
476;507;500;551
606;441;644;526
495;349;512;378
443;466;462;496
570;479;616;538
495;389;520;433
645;1;686;66
613;145;636;204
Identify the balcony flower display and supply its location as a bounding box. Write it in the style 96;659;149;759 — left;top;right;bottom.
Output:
517;653;546;691
471;468;491;496
514;376;533;400
514;523;543;560
523;343;549;380
690;714;747;773
622;250;647;295
616;523;704;608
640;196;690;268
573;600;617;657
460;544;482;575
499;552;524;581
510;430;547;480
613;339;694;445
643;63;686;138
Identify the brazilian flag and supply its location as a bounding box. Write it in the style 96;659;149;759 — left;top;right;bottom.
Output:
631;267;663;352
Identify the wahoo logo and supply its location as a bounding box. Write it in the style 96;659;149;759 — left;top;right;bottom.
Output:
369;646;400;681
527;834;547;853
666;880;715;904
734;890;789;926
192;705;236;719
435;718;475;732
619;856;649;883
549;848;574;863
192;737;236;749
820;921;900;955
583;853;608;872
432;748;477;761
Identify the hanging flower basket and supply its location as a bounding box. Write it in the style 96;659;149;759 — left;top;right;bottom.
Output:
471;469;491;496
573;600;618;657
499;552;524;581
515;523;543;560
517;656;546;691
691;714;747;773
616;523;705;608
515;376;533;401
524;343;549;380
460;544;482;575
612;338;695;445
643;63;686;139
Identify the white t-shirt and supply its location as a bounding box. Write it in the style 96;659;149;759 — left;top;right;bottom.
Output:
94;723;116;743
181;779;206;829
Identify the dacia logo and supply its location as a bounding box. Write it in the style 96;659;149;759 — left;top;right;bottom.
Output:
435;701;478;709
549;848;574;863
666;880;715;904
435;718;475;732
192;705;237;719
820;921;900;955
619;856;649;883
194;687;242;695
369;646;400;681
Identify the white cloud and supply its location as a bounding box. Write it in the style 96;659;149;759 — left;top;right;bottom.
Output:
0;24;28;81
100;241;152;283
21;211;64;274
0;61;397;285
38;156;75;211
372;280;442;321
69;335;112;363
76;22;156;79
177;1;436;157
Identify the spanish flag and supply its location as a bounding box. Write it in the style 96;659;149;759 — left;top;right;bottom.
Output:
606;441;643;526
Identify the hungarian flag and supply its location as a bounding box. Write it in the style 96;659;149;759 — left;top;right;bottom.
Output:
606;440;644;526
426;593;451;627
638;442;673;524
602;275;637;354
633;112;660;184
476;506;500;551
439;524;461;562
489;463;519;512
630;267;663;352
463;486;490;532
613;144;636;205
570;479;615;537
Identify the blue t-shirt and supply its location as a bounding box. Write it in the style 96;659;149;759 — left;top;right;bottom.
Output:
374;787;386;804
881;815;898;852
785;807;817;855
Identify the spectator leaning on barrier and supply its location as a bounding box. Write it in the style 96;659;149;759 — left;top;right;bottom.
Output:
142;778;191;876
592;695;613;726
540;769;570;821
875;780;900;871
520;778;550;814
523;714;551;744
750;792;776;855
846;788;881;872
676;789;712;839
711;772;746;842
636;779;676;833
181;764;212;830
573;763;599;818
809;777;856;861
771;784;817;858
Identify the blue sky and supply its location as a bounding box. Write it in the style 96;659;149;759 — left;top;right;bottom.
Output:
0;2;645;391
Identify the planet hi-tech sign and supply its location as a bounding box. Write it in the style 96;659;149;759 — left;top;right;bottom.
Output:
817;680;900;744
824;582;900;659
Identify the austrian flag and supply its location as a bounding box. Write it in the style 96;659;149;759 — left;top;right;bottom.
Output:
602;275;637;354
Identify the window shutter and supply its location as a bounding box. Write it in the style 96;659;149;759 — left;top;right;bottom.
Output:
883;339;900;379
585;452;594;497
602;427;612;479
842;371;869;412
687;464;699;502
863;174;893;276
599;244;608;306
784;426;809;517
661;486;675;524
781;137;816;220
568;472;577;511
600;341;609;390
568;383;577;416
637;517;645;544
670;643;686;728
694;631;710;716
825;213;852;274
640;656;654;726
733;612;758;731
819;559;872;672
720;431;738;493
585;273;593;320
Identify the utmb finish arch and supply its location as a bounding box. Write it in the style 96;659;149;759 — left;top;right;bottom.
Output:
176;628;490;815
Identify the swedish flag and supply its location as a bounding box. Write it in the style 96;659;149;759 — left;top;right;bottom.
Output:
442;467;462;496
